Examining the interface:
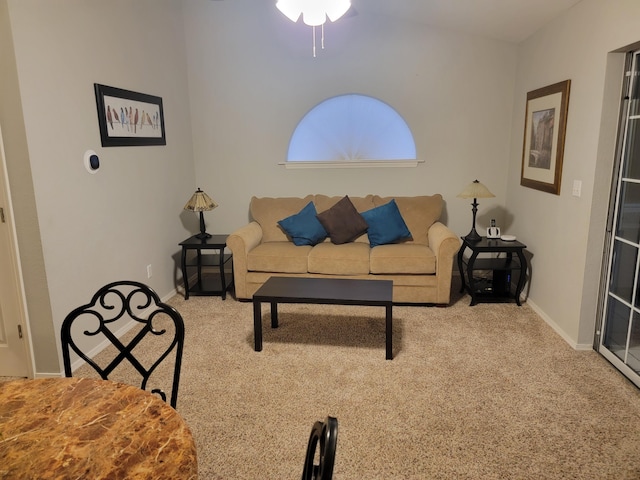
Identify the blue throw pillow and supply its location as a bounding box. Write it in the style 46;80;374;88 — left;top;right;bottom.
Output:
278;202;328;246
361;199;412;247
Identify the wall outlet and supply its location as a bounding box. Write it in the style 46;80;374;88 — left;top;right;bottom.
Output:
147;264;152;278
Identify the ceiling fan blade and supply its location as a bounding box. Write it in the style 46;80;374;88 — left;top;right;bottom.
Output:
345;5;358;18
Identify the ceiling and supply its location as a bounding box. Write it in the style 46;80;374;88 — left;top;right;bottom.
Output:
357;0;584;43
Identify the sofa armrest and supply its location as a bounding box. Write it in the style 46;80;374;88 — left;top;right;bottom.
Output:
427;222;461;304
227;222;263;299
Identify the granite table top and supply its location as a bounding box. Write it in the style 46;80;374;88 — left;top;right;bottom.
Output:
0;377;198;479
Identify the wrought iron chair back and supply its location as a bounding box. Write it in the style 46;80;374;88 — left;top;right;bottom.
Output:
302;416;338;480
61;281;185;409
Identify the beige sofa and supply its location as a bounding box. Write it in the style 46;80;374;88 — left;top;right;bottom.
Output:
227;194;460;305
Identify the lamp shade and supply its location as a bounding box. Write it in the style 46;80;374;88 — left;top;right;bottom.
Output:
276;0;351;26
184;188;217;212
457;180;495;199
457;180;494;242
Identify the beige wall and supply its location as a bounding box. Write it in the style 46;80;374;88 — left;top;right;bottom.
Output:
182;0;517;236
3;0;197;375
507;0;640;348
0;0;56;373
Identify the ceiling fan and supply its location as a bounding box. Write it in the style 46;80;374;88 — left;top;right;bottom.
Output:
208;0;358;18
210;0;357;56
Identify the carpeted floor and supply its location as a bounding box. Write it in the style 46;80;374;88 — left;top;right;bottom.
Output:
79;282;640;479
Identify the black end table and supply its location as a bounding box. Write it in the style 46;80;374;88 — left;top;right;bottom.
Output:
457;237;528;306
179;234;233;300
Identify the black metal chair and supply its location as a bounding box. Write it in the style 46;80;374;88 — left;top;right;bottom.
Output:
302;416;338;480
61;281;185;409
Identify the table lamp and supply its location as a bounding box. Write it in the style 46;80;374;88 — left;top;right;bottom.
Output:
457;180;495;242
184;188;218;239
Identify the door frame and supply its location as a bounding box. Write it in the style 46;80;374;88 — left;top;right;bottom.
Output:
595;50;640;388
0;122;35;378
594;52;633;349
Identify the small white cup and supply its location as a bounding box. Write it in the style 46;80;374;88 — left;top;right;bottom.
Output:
487;226;501;239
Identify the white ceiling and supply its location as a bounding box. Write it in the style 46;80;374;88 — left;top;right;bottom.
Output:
356;0;584;43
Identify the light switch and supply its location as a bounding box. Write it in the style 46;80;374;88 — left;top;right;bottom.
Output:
572;180;582;197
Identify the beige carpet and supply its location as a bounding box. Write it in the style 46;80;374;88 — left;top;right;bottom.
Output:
81;281;640;479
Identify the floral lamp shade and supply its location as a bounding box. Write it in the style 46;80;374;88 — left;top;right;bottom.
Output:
184;188;218;239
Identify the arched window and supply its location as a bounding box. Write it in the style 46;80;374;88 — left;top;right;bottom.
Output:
284;94;418;168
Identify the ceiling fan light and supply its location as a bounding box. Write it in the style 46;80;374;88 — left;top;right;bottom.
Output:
276;0;350;56
276;0;302;23
325;0;351;22
301;7;327;27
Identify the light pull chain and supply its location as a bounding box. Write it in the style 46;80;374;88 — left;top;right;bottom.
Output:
311;23;327;58
312;25;316;57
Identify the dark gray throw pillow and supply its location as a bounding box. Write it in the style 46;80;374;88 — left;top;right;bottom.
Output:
316;195;369;244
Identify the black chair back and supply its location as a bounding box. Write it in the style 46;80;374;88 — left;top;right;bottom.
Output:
61;281;185;408
302;416;338;480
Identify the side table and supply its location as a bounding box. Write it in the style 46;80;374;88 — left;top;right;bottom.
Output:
179;234;233;300
457;237;528;306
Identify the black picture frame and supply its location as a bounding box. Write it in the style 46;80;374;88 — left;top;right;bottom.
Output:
94;83;166;147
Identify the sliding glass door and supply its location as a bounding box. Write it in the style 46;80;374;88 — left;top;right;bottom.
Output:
598;51;640;388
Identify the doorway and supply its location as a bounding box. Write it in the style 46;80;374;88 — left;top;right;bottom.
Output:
598;50;640;388
0;123;31;377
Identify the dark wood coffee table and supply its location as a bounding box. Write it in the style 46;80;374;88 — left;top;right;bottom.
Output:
252;277;394;360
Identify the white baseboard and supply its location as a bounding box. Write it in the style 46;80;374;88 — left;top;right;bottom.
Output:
454;268;593;352
34;372;64;378
526;298;593;351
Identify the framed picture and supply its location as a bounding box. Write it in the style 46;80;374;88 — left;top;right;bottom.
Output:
94;84;166;147
520;80;570;195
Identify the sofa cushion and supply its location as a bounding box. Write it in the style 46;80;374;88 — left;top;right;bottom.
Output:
247;242;312;274
277;201;328;246
251;196;314;243
361;199;411;247
308;242;370;275
316;196;369;245
369;244;436;274
373;195;443;245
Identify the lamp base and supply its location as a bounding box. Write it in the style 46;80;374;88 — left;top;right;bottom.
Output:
196;211;211;239
463;228;482;242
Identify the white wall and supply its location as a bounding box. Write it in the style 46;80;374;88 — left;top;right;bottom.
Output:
5;0;197;374
506;0;640;348
182;0;517;236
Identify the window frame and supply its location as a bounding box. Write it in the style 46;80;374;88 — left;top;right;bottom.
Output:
282;94;420;169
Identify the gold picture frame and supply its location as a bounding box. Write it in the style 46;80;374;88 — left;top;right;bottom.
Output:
520;80;570;195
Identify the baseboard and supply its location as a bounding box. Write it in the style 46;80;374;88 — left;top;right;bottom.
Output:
526;298;594;351
454;268;594;351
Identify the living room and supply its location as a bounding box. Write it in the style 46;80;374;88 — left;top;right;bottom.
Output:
0;0;637;381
